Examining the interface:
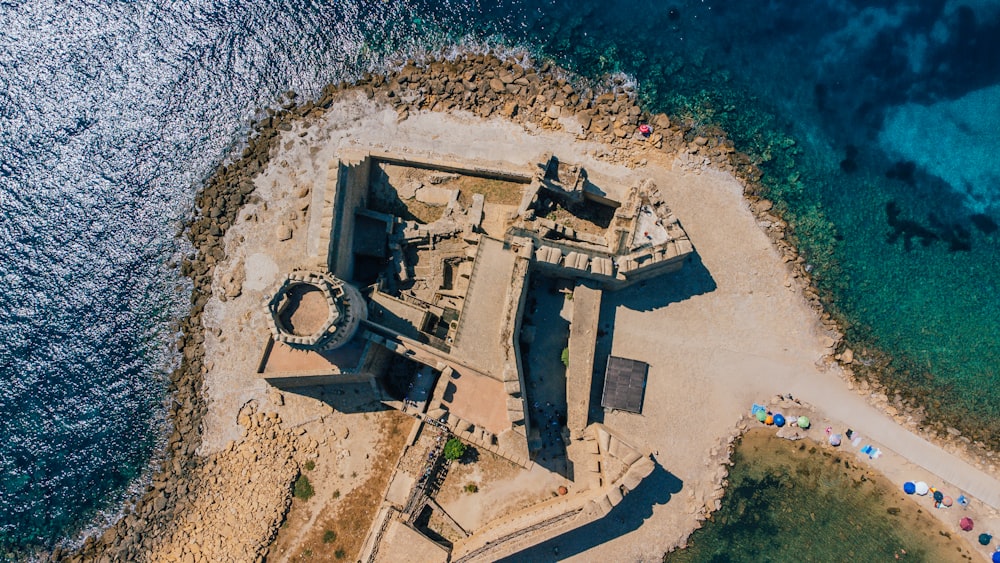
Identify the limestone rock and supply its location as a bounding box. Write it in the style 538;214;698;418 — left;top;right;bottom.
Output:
219;259;245;300
841;348;854;364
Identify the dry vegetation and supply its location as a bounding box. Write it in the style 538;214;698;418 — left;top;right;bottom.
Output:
435;449;521;507
369;162;525;224
452;176;524;206
268;410;414;562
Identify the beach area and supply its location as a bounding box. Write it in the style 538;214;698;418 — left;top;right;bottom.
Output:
56;54;1000;562
670;429;982;562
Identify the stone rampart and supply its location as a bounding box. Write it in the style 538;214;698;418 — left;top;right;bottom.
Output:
66;50;790;562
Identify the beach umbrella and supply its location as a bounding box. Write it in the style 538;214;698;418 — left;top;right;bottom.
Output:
960;517;974;531
978;533;992;546
933;491;944;503
756;410;767;422
797;416;810;429
829;434;842;446
903;482;916;494
765;414;774;425
993;551;1000;563
942;496;953;507
915;482;929;495
773;414;786;427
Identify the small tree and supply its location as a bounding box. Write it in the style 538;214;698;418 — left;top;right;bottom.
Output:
443;437;466;461
293;474;315;500
560;347;569;367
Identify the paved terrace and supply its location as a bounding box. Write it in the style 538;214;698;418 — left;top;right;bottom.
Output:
452;237;518;377
566;283;602;440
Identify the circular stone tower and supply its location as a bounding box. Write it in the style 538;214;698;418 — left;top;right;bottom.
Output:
267;270;367;351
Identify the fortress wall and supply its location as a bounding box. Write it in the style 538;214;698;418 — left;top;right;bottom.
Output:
327;153;371;281
366;150;535;184
618;250;688;285
566;284;602;439
452;446;657;563
262;372;373;388
503;251;533;450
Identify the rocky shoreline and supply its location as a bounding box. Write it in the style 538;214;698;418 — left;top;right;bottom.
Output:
60;50;995;561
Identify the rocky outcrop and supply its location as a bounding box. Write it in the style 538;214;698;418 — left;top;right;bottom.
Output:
144;403;306;563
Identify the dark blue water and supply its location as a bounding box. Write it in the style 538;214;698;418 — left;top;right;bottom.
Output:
2;0;998;556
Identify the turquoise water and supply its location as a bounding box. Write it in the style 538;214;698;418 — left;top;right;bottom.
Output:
3;0;999;556
470;0;1000;443
665;431;977;562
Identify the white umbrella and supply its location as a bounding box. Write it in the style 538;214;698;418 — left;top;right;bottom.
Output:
915;481;929;495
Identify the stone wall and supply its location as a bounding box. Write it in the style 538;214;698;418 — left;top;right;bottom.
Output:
65;48;997;562
327;153;372;281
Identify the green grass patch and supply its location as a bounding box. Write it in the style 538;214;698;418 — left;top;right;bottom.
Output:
293;474;315;501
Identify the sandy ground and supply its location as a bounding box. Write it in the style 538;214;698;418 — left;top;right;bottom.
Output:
437;450;567;533
199;91;1000;561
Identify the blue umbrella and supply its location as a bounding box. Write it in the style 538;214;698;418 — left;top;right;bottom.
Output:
992;550;1000;563
773;414;786;427
903;482;916;494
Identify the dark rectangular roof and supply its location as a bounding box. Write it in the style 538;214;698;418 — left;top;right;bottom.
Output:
601;356;648;414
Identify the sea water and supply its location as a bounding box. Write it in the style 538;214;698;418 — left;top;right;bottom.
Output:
2;0;999;556
665;431;977;562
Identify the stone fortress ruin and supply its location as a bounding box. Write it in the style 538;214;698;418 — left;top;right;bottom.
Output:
256;149;694;562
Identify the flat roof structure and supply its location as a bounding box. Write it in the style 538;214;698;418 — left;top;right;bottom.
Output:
601;356;649;414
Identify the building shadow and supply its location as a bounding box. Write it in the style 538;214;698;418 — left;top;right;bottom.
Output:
287;382;389;414
497;461;684;561
589;251;715;426
611;250;716;313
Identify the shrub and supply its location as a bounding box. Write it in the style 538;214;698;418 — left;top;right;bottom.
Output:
464;482;479;493
293;474;315;501
304;460;316;471
443;437;466;461
323;530;337;544
334;548;346;559
560;347;569;367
